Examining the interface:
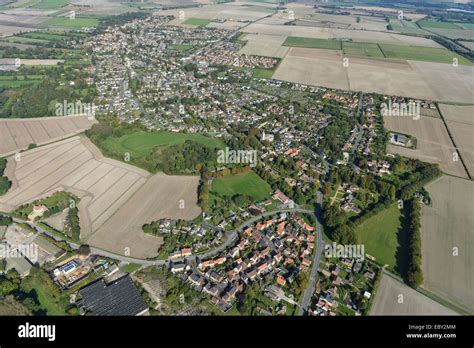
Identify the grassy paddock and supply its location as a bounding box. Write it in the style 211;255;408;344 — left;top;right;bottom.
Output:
183;18;211;27
379;44;472;65
211;171;272;201
356;203;408;274
283;36;342;50
342;41;384;58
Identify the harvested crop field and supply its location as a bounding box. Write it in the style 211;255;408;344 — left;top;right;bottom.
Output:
241;23;441;47
384;115;468;178
0;25;38;37
273;47;349;90
370;274;457;315
159;3;275;23
438;104;474;178
0;58;63;65
0;136;201;258
421;176;474;313
239;33;289;58
273;50;474;104
0;115;96;157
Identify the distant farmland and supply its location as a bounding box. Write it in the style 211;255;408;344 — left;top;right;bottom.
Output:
41;17;99;28
421;176;474;313
283;36;342;50
31;0;70;9
370;274;457;315
183;18;211;27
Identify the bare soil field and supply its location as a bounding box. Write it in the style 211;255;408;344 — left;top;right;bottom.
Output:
272;47;349;90
159;3;275;23
384;115;468;178
239;33;289;58
87;172;201;258
272;51;473;103
241;23;441;47
424;28;474;40
0;25;37;37
303;12;389;31
459;41;474;50
0;115;96;157
421;176;474;313
0;41;37;50
438;104;474;124
0;13;49;25
438;104;474;177
207;21;247;30
370;274;457;315
0;58;63;66
0;136;201;258
409;61;474;103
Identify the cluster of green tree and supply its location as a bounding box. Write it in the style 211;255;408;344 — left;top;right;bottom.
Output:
405;198;423;288
322;203;357;244
0;46;65;60
318;108;356;160
254;156;320;207
328;165;396;201
397;163;440;200
86;115;146;143
198;172;210;212
0;158;12;195
0;78;95;118
97;12;150;31
431;35;474;61
89;117;220;175
145;265;209;314
150;140;219;175
65;207;80;242
367;97;389;157
0;214;12;226
0;268;76;315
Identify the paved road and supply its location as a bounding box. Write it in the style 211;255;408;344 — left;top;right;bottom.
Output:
298;191;325;315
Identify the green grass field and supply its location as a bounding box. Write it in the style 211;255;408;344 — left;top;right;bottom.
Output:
356;203;406;271
283;36;342;50
211;171;272;201
281;36;472;65
41;17;99;28
252;67;274;79
458;22;474;30
21;32;67;41
169;44;193;52
342;41;384;58
389;19;424;35
21;268;68;315
31;0;70;9
120;263;142;273
417;19;463;29
183;18;211;26
102;131;224;158
0;79;42;88
379;44;472;65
